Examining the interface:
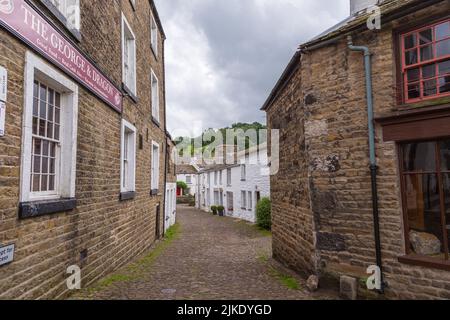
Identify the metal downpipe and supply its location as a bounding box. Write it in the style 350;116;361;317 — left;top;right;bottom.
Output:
347;35;384;294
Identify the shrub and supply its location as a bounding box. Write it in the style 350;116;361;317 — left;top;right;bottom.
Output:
256;198;272;230
211;206;218;215
177;181;188;195
217;206;225;216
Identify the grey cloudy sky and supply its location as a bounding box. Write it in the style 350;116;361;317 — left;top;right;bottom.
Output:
154;0;350;137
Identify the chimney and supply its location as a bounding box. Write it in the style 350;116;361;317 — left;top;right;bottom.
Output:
350;0;379;15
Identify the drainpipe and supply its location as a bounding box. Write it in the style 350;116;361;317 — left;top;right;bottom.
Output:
347;35;384;294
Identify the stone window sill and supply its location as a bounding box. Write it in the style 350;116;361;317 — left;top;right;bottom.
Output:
152;117;161;127
151;46;158;60
398;254;450;272
19;198;77;219
122;83;138;103
151;189;160;196
120;191;136;201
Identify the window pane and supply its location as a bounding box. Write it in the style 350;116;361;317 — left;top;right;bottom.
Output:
405;174;445;259
48;89;54;106
407;83;420;99
50;158;55;173
420;45;434;62
437;39;450;57
48;104;54;122
440;140;450;171
405;49;418;65
32;174;40;192
54;124;60;140
422;64;436;79
403;142;436;172
50;143;56;157
439;60;450;76
39;119;46;136
33;98;39;117
40;99;46;119
49;175;55;191
439;76;450;94
436;22;450;41
33;81;39;98
33;156;41;173
55;108;60;124
404;34;417;49
443;174;450;254
42;140;49;156
34;139;41;155
39;84;47;101
55;92;60;107
42;157;48;174
419;29;433;45
32;118;38;135
407;68;420;82
423;79;437;96
41;175;48;192
47;122;54;139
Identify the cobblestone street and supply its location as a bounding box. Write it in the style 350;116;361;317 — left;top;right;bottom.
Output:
77;205;337;300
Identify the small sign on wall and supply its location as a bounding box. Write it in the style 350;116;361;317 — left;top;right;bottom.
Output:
0;101;5;137
0;66;6;102
0;244;15;267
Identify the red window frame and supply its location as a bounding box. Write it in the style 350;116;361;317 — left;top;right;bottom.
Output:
401;18;450;103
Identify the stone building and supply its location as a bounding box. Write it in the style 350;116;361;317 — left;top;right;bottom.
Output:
0;0;169;299
263;0;450;299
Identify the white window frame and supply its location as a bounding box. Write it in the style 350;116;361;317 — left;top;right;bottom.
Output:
241;191;247;209
49;0;80;31
186;175;192;184
151;141;160;190
121;13;137;96
120;119;137;193
150;13;158;56
247;191;253;211
241;164;246;181
227;168;232;186
20;51;79;202
151;69;159;122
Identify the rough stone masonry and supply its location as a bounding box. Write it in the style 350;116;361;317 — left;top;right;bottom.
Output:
264;0;450;300
0;0;169;299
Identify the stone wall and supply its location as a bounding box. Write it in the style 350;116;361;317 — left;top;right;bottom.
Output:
0;0;168;299
266;1;450;299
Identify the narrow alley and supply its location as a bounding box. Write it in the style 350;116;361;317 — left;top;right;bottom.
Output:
76;206;337;300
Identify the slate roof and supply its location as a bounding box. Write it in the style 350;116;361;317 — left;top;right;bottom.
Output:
176;165;198;175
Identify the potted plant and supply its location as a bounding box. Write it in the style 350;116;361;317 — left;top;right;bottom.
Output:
217;205;225;217
211;206;218;215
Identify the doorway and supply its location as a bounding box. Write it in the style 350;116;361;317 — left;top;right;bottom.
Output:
226;192;234;215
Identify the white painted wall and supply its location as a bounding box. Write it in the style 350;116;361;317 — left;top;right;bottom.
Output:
165;182;177;231
196;146;270;223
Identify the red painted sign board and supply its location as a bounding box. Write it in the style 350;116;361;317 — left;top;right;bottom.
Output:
0;0;123;112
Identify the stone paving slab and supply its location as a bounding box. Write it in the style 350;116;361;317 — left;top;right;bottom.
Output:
75;206;338;300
